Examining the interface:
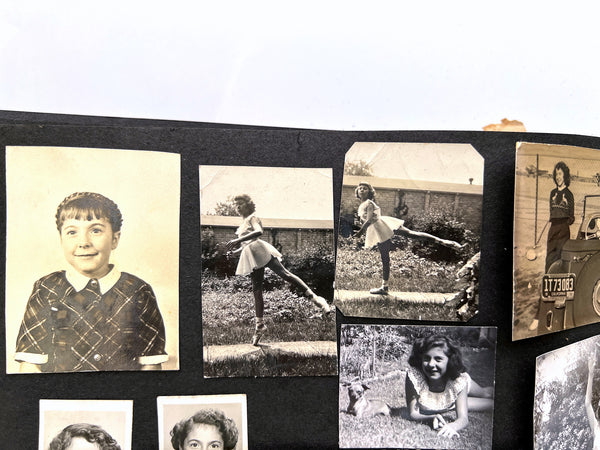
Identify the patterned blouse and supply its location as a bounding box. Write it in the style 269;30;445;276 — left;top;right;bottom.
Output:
15;270;167;372
406;366;471;414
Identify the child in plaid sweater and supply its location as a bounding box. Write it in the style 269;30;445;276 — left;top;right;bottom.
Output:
15;192;167;372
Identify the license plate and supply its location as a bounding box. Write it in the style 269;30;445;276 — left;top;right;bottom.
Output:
542;274;575;297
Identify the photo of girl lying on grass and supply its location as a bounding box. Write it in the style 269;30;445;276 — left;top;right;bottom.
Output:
339;324;495;449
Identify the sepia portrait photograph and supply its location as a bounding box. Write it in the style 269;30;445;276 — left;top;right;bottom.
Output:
157;394;248;450
5;146;180;373
534;335;600;449
513;142;600;340
200;165;336;377
39;399;132;450
338;324;496;449
335;142;483;322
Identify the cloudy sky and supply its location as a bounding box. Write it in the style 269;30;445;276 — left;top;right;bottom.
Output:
200;165;333;220
346;142;484;185
1;2;599;135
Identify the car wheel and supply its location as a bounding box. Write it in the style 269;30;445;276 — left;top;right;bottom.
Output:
573;254;600;326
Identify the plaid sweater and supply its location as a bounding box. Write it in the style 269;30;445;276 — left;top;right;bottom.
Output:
15;271;167;372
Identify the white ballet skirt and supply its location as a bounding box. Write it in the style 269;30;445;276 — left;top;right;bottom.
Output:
235;214;282;275
358;199;405;248
406;366;471;414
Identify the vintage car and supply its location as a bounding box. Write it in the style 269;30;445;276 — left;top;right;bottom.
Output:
538;195;600;333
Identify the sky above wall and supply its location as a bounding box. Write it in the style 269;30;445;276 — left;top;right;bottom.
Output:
1;2;599;136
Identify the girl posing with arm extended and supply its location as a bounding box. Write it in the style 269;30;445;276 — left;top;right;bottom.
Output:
353;182;464;295
226;194;331;345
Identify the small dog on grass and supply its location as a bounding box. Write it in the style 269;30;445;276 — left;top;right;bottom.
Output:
342;379;391;417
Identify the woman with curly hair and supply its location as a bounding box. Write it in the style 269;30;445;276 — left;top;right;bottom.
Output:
530;161;575;331
170;409;239;450
405;334;494;438
49;423;121;450
545;161;575;271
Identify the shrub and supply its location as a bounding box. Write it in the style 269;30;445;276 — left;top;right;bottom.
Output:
400;206;479;262
344;160;373;176
210;196;238;216
201;227;238;275
201;239;334;297
282;242;335;297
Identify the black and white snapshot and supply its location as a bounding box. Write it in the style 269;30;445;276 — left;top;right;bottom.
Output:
6;146;180;373
157;394;247;450
39;399;132;450
335;142;483;322
200;165;336;377
513;142;600;340
534;335;600;449
339;324;495;449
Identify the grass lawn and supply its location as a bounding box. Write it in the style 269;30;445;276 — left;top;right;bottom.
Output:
512;264;544;340
202;274;337;377
202;285;336;346
335;292;464;322
206;353;337;378
335;245;467;293
335;245;477;321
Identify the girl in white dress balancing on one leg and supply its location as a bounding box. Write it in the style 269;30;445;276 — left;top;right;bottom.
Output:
226;194;332;345
353;182;464;295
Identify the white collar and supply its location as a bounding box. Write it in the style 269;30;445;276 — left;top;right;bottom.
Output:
65;265;122;295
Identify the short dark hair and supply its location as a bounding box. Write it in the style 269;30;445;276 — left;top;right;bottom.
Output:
56;192;123;233
170;409;239;450
408;334;466;380
233;194;256;215
49;423;121;450
553;161;571;187
355;182;376;200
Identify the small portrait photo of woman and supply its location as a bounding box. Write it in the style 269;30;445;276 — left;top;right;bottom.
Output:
39;400;132;450
157;394;247;450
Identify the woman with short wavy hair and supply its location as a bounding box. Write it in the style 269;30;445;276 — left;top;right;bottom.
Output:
170;409;239;450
